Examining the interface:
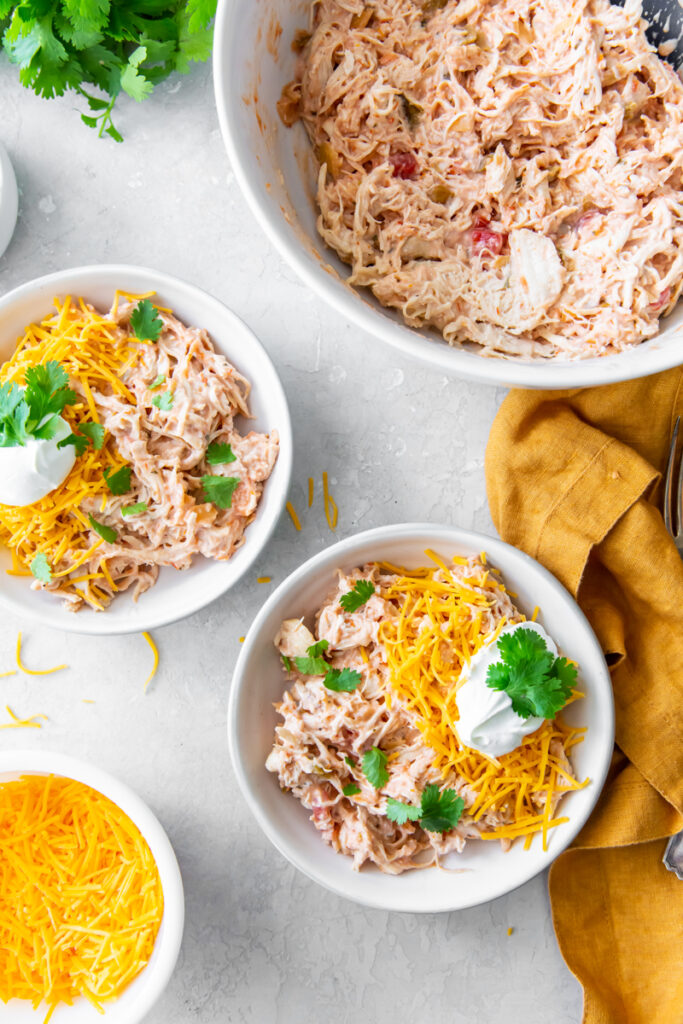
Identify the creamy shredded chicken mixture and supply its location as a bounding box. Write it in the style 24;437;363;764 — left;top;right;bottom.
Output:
267;559;575;874
44;303;278;610
280;0;683;359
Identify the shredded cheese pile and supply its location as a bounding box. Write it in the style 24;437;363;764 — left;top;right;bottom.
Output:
0;774;163;1018
0;295;143;610
379;554;587;849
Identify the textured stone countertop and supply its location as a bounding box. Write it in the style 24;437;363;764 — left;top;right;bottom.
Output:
0;62;582;1024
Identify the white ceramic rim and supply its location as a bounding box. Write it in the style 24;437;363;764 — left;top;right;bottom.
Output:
0;263;293;635
0;749;184;1023
228;522;615;913
213;0;683;389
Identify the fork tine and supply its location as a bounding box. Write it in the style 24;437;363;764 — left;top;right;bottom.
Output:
664;416;680;536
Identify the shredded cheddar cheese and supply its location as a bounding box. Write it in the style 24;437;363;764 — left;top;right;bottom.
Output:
0;296;144;610
307;476;314;507
0;705;47;729
16;632;67;676
322;471;338;530
286;500;302;531
0;774;163;1016
378;558;588;849
141;631;158;691
257;576;272;583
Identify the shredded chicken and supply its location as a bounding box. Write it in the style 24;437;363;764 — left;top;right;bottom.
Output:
282;0;683;359
41;302;279;610
267;559;578;874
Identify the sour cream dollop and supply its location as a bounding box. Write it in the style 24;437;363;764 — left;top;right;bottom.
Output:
0;416;76;507
455;621;557;758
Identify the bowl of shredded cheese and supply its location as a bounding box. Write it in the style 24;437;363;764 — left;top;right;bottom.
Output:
0;749;184;1023
0;264;292;634
215;0;683;387
229;523;614;912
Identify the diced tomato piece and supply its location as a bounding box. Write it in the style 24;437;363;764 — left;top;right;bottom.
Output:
470;218;506;257
389;151;418;179
649;286;671;313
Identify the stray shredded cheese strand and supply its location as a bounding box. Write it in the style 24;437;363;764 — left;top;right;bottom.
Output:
322;472;338;530
141;631;158;691
0;705;47;730
286;501;302;531
0;774;163;1014
257;576;272;583
307;477;314;507
16;632;67;676
378;557;588;849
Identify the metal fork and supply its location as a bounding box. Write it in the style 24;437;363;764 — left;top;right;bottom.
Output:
662;416;683;879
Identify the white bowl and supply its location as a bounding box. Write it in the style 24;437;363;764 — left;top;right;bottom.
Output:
0;749;184;1024
213;0;683;389
228;523;614;913
0;264;292;635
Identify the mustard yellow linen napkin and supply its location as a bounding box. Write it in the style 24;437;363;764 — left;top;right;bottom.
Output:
485;369;683;1024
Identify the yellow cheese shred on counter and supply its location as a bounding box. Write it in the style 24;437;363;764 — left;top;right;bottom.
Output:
0;296;145;610
378;555;588;850
0;774;163;1018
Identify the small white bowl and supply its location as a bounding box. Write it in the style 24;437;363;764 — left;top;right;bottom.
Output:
0;749;184;1024
0;142;18;259
213;0;683;389
0;264;292;635
228;523;614;913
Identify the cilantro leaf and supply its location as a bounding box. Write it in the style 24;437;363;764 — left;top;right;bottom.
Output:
386;797;421;825
342;783;361;797
293;639;329;675
78;421;104;450
30;551;52;583
62;0;110;34
361;747;388;790
324;667;362;693
281;654;292;671
206;442;236;465
23;360;76;434
344;755;356;768
185;0;216;33
88;513;117;543
152;391;173;411
200;474;240;510
130;299;162;341
418;784;465;833
57;432;89;456
121;501;147;516
103;465;131;495
120;44;153;101
339;579;375;613
486;626;577;720
149;373;165;390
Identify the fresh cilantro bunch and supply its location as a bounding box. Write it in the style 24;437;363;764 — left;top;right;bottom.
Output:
0;0;217;140
0;361;75;447
486;626;577;720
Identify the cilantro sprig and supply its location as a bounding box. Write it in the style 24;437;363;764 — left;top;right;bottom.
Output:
386;784;465;833
201;474;240;510
30;552;52;584
0;361;75;448
361;747;388;789
130;300;163;342
486;626;577;720
0;0;218;141
103;465;132;496
339;579;375;613
57;420;105;456
206;442;236;465
292;640;362;693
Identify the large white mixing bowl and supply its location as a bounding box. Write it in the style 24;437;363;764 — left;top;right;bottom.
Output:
213;0;683;388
